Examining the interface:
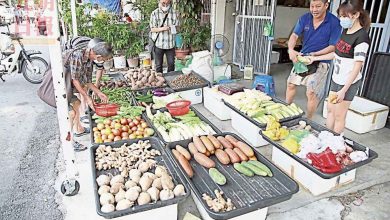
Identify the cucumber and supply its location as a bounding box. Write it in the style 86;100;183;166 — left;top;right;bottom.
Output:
248;160;273;177
233;163;254;177
209;168;227;185
241;162;267;176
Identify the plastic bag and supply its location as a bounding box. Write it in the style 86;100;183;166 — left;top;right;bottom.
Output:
189;51;213;83
0;34;12;52
293;62;308;74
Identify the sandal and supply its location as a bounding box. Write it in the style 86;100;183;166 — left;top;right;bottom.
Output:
74;127;90;137
80;115;90;124
73;141;87;152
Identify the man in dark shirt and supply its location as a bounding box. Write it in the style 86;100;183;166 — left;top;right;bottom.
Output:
286;0;342;119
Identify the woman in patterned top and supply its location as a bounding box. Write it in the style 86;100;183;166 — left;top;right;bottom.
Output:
305;0;371;134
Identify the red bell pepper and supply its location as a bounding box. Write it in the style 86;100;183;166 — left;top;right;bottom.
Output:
307;147;342;173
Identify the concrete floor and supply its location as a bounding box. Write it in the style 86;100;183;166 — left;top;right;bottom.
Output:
58;63;390;220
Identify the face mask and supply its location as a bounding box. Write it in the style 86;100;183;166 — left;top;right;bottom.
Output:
94;60;105;64
340;17;353;29
161;5;170;12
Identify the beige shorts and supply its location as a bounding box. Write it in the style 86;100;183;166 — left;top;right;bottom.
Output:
287;62;330;99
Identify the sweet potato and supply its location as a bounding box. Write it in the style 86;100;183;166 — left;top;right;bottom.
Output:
188;142;198;155
200;136;215;154
217;136;233;149
225;148;240;163
194;153;215;168
148;75;155;84
205;150;211;157
236;141;254;157
171;149;182;160
225;135;239;147
178;154;193;178
156;81;164;87
176;145;191;160
207;135;222;149
215;149;230;165
193;136;206;153
233;147;249;161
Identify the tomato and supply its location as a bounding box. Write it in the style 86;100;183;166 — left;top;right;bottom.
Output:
127;118;133;124
104;139;111;143
141;122;148;128
121;132;129;138
114;136;122;141
105;128;112;135
103;119;112;125
112;129;120;136
95;137;103;144
114;123;122;129
129;122;135;127
129;134;136;139
101;134;108;140
131;126;137;131
122;126;129;132
133;119;140;126
108;134;114;140
120;118;128;125
96;123;105;130
135;116;142;121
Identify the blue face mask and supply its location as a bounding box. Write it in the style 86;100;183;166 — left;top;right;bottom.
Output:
340;17;353;29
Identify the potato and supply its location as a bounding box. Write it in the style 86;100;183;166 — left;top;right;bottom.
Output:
125;180;137;190
194;153;215;168
193;136;207;153
154;166;168;178
217;136;234;149
147;187;160;202
96;175;111;186
137;192;151;205
98;185;110;195
160;189;174;201
225;148;241;163
110;175;124;186
161;173;175;190
200;136;215;154
178;154;194;178
173;184;186;197
152;178;163;190
139;176;153;191
233;147;249;161
215;149;230;165
100;193;115;205
176;145;191;160
188;142;198;155
101;204;115;213
236;141;254;157
125;188;139;202
207;135;222;149
115;189;126;202
116;199;133;211
110;183;124;194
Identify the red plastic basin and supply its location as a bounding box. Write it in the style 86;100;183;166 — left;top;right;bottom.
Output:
166;100;191;116
94;103;119;117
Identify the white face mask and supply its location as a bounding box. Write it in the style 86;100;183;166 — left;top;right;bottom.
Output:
160;4;170;12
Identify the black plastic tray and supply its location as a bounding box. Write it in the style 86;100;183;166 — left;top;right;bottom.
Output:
144;106;221;144
88;111;155;145
90;137;191;219
164;71;210;92
131;87;176;107
166;133;299;220
223;97;304;129
260;118;379;179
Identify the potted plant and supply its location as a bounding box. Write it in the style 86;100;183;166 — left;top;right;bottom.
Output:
126;38;144;68
175;0;204;59
191;24;211;52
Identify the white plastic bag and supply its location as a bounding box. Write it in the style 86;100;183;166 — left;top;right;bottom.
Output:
0;34;12;52
189;50;213;83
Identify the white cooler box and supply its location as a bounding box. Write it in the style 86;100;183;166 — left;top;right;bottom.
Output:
323;96;389;134
203;86;232;120
272;146;356;196
176;88;204;105
230;110;269;147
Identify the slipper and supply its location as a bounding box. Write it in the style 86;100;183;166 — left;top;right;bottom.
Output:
80;115;90;124
73;141;87;152
74;127;90;137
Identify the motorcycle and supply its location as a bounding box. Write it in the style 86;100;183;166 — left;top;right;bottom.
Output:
0;31;49;84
